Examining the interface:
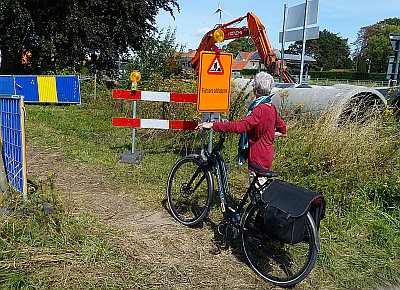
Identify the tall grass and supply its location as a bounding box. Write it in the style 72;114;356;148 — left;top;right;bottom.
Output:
274;111;400;289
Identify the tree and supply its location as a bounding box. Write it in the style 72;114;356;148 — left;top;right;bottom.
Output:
354;18;400;73
0;0;179;74
223;37;255;57
285;29;352;71
127;28;184;82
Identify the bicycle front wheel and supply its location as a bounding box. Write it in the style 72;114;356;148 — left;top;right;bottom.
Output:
241;204;318;287
166;155;214;226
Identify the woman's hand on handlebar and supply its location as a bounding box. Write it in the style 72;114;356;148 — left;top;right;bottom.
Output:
196;122;213;130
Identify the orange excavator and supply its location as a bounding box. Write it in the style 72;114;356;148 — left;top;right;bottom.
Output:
191;12;295;83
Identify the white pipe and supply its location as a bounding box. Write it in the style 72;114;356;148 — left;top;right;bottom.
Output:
232;78;388;122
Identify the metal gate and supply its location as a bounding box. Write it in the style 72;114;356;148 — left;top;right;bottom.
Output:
0;95;27;198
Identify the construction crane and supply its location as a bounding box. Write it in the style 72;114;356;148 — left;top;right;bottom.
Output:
191;12;295;83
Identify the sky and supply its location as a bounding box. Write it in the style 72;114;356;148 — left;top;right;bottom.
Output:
156;0;400;52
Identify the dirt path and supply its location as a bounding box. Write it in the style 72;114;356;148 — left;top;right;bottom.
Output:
27;144;282;289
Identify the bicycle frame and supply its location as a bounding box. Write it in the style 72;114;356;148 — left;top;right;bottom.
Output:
202;132;259;221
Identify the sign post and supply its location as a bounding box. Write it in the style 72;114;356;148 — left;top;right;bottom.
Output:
279;0;319;84
195;28;233;152
197;49;232;152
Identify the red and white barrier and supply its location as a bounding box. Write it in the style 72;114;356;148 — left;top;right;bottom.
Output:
112;118;198;130
112;89;198;131
112;89;197;104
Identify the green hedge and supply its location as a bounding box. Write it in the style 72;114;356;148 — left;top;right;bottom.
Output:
307;71;387;81
239;69;387;82
240;68;267;76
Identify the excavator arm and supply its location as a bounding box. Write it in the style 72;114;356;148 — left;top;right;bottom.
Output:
191;12;295;83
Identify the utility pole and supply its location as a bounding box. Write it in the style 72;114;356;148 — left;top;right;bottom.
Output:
280;4;288;83
299;0;310;84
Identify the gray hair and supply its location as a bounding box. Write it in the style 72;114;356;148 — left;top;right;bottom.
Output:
253;72;274;97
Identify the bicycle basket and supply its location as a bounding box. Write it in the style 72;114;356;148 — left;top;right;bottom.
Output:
259;179;325;244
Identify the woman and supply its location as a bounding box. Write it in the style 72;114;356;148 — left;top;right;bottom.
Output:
196;72;286;185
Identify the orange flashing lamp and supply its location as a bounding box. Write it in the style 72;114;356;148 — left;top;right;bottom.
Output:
130;70;141;91
213;29;224;43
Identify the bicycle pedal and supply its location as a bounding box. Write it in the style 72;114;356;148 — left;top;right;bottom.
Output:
210;239;222;255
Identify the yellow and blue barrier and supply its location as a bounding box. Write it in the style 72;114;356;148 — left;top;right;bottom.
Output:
0;75;80;103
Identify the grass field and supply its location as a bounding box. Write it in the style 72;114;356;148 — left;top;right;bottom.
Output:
0;78;399;289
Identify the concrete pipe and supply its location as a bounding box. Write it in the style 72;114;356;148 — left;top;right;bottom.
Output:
232;78;388;123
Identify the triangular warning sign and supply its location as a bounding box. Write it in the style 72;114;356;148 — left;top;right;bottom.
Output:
207;56;224;75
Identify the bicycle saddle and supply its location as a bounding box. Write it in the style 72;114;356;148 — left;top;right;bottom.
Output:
249;162;279;178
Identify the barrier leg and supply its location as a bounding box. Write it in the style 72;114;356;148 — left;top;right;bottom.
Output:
119;100;145;164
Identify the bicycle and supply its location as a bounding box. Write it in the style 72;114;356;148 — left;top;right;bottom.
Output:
166;132;322;287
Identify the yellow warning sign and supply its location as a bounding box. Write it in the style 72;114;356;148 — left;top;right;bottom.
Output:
197;51;233;112
207;55;224;75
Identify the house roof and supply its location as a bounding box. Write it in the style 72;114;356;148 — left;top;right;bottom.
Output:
181;49;196;59
236;51;256;61
232;61;249;71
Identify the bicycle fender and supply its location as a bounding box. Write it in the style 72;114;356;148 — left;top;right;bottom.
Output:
307;212;320;252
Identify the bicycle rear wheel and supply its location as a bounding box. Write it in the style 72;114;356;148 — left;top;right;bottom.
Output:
166;155;214;226
241;204;318;287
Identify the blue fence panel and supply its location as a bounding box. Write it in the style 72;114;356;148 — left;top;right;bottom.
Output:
0;76;14;95
55;75;80;103
0;95;27;197
14;76;39;102
0;75;80;104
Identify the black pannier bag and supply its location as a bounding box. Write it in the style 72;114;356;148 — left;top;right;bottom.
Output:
258;179;326;244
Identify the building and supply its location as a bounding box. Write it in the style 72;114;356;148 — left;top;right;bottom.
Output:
233;50;316;77
179;49;196;72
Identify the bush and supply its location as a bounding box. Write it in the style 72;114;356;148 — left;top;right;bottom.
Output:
240;68;269;77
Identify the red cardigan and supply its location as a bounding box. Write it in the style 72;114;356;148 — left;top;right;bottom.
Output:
213;103;286;170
